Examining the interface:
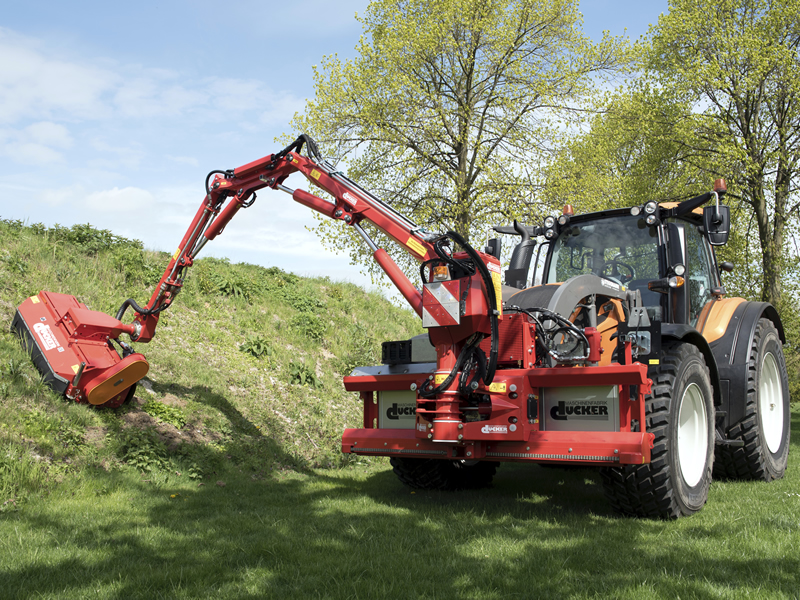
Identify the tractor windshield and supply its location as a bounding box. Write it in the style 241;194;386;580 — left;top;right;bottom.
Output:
546;214;661;288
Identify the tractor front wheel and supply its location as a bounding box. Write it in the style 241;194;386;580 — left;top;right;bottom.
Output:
714;318;790;481
390;457;499;491
601;342;715;518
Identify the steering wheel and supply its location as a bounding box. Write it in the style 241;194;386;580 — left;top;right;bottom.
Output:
602;259;634;284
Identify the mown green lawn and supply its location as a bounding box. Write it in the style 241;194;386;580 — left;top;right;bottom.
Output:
2;410;798;600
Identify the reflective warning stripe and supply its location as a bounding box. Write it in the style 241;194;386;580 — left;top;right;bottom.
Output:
422;281;461;328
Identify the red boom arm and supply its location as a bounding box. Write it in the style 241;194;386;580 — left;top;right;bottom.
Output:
129;136;437;342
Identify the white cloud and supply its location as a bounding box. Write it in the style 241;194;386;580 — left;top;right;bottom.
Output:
38;183;85;206
167;155;199;167
0;23;367;288
12;142;64;165
113;77;208;118
0;27;302;129
85;186;156;213
0;122;74;165
86;139;146;171
0;28;117;124
25;121;73;148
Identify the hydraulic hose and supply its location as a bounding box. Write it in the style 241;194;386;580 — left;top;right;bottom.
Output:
447;231;499;385
115;298;167;321
418;334;483;398
205;169;235;196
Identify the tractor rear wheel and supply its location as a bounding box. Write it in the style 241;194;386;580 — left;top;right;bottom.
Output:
714;319;790;481
390;457;499;491
601;342;714;518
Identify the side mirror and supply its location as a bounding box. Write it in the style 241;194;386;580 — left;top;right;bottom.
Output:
703;204;730;246
485;238;501;258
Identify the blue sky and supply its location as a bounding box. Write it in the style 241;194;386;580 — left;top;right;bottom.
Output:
0;0;668;291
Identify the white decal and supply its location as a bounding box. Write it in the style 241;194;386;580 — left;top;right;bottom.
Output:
481;424;508;434
342;191;359;206
417;423;427;433
601;279;620;290
487;262;501;274
33;323;61;351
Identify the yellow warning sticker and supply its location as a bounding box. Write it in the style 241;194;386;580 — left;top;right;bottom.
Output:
30;296;40;304
173;247;182;260
406;237;427;257
310;169;321;180
486;261;503;316
649;359;660;365
489;382;507;393
71;364;80;374
434;373;447;385
490;271;503;316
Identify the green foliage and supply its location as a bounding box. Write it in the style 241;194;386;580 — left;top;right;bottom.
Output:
293;0;632;281
116;427;170;473
110;245;162;286
286;291;324;313
141;400;186;429
337;324;379;375
21;410;58;439
0;252;27;276
239;335;273;359
544;87;698;212
186;462;205;480
289;313;326;341
10;221;145;255
263;266;299;287
0;443;47;508
1;357;26;383
288;362;320;388
208;269;256;300
193;258;301;302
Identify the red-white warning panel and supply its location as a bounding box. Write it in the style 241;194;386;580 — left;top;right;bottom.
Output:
422;280;461;327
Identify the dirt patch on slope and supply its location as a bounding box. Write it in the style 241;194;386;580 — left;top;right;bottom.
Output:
121;395;222;450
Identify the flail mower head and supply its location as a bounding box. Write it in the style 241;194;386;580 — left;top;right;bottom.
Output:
12;291;148;407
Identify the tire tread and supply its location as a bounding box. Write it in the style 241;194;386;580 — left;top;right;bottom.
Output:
601;342;712;519
390;457;498;491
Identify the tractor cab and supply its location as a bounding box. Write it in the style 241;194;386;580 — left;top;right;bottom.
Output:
491;196;731;334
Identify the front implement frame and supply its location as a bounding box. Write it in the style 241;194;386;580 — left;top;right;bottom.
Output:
343;358;653;466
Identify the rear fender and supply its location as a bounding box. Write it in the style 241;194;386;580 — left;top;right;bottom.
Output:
708;301;785;428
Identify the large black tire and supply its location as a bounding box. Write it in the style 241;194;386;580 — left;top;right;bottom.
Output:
714;319;790;481
601;342;715;518
390;457;499;491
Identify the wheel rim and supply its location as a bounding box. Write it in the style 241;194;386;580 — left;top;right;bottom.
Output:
677;382;708;488
759;351;784;454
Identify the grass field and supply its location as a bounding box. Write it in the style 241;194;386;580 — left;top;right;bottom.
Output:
1;220;799;599
1;408;798;599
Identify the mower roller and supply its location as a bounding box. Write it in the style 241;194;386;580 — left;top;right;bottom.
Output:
13;134;791;518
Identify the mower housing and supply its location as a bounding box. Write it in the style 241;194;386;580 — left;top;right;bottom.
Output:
12;291;148;407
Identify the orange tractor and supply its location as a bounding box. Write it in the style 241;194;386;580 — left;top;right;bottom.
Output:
13;135;790;518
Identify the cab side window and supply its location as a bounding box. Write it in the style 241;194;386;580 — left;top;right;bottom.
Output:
684;223;717;327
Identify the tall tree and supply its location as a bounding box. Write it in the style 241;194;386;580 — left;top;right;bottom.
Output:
292;0;628;280
544;87;704;211
542;87;763;301
648;0;800;306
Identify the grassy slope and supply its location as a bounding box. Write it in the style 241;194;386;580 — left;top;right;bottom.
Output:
1;219;799;599
0;219;421;493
